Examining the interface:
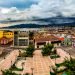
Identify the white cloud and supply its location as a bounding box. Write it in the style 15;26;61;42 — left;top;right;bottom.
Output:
0;0;75;20
0;7;19;14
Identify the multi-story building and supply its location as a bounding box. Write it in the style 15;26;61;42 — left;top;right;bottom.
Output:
0;31;3;38
13;31;29;48
0;30;29;48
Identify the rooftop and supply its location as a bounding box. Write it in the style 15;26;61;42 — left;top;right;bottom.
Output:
34;34;63;42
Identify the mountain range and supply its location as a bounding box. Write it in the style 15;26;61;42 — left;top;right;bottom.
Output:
1;17;75;28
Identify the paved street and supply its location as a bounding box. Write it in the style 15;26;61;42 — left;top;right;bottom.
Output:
17;50;54;75
33;50;51;75
0;50;19;75
16;48;74;75
0;48;72;75
16;50;54;75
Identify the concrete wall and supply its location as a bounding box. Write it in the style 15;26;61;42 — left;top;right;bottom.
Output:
54;43;61;47
38;45;44;48
0;50;19;75
35;41;61;49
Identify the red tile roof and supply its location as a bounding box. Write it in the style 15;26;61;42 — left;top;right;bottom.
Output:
34;35;61;42
58;37;64;41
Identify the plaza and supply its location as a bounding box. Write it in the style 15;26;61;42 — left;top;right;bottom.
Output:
0;29;75;75
0;46;74;75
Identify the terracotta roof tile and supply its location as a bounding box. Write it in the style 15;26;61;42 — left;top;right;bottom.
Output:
34;35;60;42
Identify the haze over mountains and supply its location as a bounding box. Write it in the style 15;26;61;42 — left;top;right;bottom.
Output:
0;0;75;28
1;16;75;28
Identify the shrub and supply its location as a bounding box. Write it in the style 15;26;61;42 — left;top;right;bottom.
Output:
25;45;35;57
2;70;20;75
50;55;60;59
42;43;54;56
25;73;30;75
10;64;23;71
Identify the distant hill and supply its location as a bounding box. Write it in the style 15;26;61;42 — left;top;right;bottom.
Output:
33;17;75;24
1;17;75;28
3;23;75;29
3;24;50;28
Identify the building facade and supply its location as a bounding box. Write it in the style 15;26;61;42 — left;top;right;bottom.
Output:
0;31;14;46
13;31;29;48
34;33;62;49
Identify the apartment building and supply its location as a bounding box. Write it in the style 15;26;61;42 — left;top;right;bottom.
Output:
13;31;29;48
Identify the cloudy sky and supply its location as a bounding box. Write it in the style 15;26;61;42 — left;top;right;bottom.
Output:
0;0;75;20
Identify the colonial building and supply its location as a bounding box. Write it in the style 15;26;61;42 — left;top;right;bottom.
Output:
34;33;63;48
0;31;14;46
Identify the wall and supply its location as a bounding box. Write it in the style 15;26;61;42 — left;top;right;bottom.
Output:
0;31;3;38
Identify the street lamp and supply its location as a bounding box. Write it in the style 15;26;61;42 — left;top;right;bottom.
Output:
54;47;57;65
49;66;51;74
69;50;71;61
49;65;55;75
49;66;50;71
21;62;25;70
25;56;26;60
11;60;12;66
19;50;21;56
4;57;5;59
31;68;34;75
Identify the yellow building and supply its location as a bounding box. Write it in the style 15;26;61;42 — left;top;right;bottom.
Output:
0;31;3;38
0;31;14;39
3;31;14;38
0;31;14;45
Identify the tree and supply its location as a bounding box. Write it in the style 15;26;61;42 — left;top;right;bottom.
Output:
26;45;35;57
63;37;72;46
29;31;34;45
51;58;75;75
42;43;54;56
63;58;75;71
29;31;34;40
2;70;19;75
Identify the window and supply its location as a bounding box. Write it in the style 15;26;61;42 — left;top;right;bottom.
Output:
19;39;28;46
57;43;59;46
14;35;18;46
14;31;18;34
